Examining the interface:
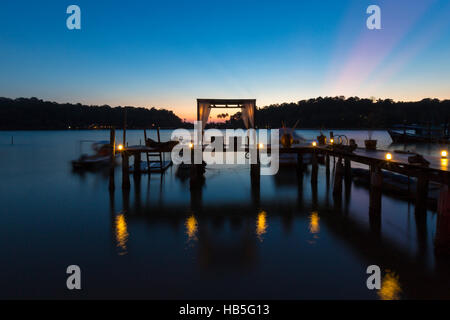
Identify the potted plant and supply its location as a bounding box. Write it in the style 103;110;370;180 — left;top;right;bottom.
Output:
317;128;327;145
364;113;377;150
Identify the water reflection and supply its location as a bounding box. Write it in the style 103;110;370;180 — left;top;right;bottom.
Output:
115;213;129;255
256;211;268;242
378;270;402;300
309;211;320;234
185;215;198;243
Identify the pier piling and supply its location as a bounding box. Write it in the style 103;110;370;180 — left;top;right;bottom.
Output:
122;152;131;189
325;154;330;182
109;128;116;191
311;150;318;185
369;165;382;233
333;158;344;198
416;174;429;215
435;185;450;255
250;146;260;185
297;153;303;177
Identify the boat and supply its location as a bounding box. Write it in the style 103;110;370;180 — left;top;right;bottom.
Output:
71;140;114;170
388;124;450;144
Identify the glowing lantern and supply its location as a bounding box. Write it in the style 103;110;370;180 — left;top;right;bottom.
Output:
117;144;124;151
258;143;264;149
441;150;448;159
312;141;317;147
385;153;392;160
330;138;334;144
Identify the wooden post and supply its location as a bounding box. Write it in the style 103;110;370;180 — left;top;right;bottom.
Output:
416;174;429;215
122;151;130;189
369;164;382;234
297;152;303;176
325;153;330;186
344;158;352;201
133;152;141;177
143;129;150;173
311;149;318;185
190;146;200;188
297;165;304;209
109;128;116;191
123;108;127;147
250;145;260;185
333;158;343;197
435;185;450;255
344;158;351;183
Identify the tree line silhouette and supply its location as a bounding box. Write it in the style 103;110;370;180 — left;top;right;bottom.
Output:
225;97;450;129
0;97;185;129
1;96;450;130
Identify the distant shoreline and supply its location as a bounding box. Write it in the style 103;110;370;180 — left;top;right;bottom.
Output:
0;127;390;131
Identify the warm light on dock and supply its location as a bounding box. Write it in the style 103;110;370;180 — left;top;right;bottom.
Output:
258;143;264;149
441;150;448;159
312;141;317;147
385;153;392;160
189;143;194;149
117;144;124;151
330;138;334;144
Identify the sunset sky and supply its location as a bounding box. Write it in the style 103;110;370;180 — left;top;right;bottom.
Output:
1;0;449;121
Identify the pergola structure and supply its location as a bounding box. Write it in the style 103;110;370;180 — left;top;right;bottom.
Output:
197;99;256;129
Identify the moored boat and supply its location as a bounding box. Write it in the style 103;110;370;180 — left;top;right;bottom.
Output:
388;124;450;144
71;140;115;170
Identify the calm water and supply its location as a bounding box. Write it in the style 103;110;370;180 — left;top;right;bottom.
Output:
0;130;449;299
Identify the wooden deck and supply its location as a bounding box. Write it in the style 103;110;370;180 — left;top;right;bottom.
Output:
260;144;450;185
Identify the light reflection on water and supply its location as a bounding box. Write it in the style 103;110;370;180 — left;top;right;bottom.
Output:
378;270;402;300
1;130;450;299
115;213;129;255
256;211;268;242
185;215;198;243
309;212;320;234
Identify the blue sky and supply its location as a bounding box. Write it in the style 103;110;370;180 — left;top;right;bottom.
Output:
1;0;449;120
